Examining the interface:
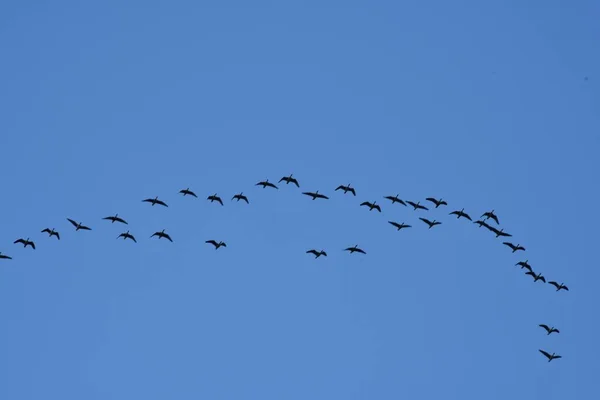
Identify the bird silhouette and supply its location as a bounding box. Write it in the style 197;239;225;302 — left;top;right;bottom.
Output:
102;214;128;225
206;240;227;249
516;260;532;272
539;350;561;362
14;238;35;249
388;221;411;231
539;324;559;335
256;179;278;189
0;252;12;260
426;197;447;208
383;194;406;206
207;194;224;205
306;249;327;258
406;201;429;211
151;230;172;242
548;281;569;292
503;242;525;253
335;184;356;196
449;208;472;221
526;271;546;283
41;228;60;240
279;174;300;187
360;201;381;212
419;218;441;229
302;191;329;200
142;196;168;207
232;192;249;203
488;226;511;238
473;220;492;229
67;218;92;231
481;210;499;225
179;188;198;197
117;231;137;243
344;245;366;254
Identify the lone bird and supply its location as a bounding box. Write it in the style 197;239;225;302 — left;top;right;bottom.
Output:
526;271;546;283
102;214;128;225
206;240;227;249
142;196;168;207
539;324;560;335
0;252;12;260
407;201;429;211
489;226;511;238
449;208;472;221
360;201;381;212
426;197;448;208
179;188;198;197
232;192;249;203
14;238;35;249
151;229;173;242
474;220;492;229
256;179;278;189
335;184;356;196
503;242;525;253
279;174;300;187
344;245;366;254
384;194;406;206
548;281;569;292
67;218;92;231
207;193;224;205
481;210;500;225
306;249;327;258
539;350;562;362
41;228;60;240
419;218;441;229
516;260;532;272
388;221;411;231
117;231;137;243
302;190;329;200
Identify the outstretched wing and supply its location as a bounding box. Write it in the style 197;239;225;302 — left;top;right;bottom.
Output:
206;240;217;246
502;242;514;248
360;201;370;207
388;221;400;228
157;200;168;207
419;217;431;225
164;234;173;242
490;215;500;224
349;188;356;196
539;276;546;283
539;350;552;359
41;228;50;233
539;324;550;331
548;281;559;289
463;213;472;221
67;218;78;227
356;248;366;254
80;225;92;231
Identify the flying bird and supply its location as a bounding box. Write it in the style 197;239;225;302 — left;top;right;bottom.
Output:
117;231;137;243
206;240;227;249
488;226;511;238
503;242;525;253
360;201;382;212
426;197;447;208
419;218;441;229
388;221;411;231
539;350;561;362
207;194;224;205
548;281;569;292
539;324;560;335
151;229;173;242
279;174;300;187
335;184;356;196
384;194;406;206
14;238;35;249
526;271;546;283
41;228;60;240
481;210;500;225
232;192;249;203
406;201;429;211
142;196;168;207
516;260;532;272
473;220;492;229
0;252;12;260
256;179;278;189
302;191;329;200
67;218;92;231
344;245;366;254
102;214;128;225
179;188;198;197
306;249;327;258
449;208;472;221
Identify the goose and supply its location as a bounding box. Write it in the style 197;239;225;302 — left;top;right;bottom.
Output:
335;184;356;196
539;324;559;335
539;350;562;362
14;238;35;249
388;221;411;231
419;218;441;229
548;281;569;292
232;193;249;203
406;201;429;211
384;194;406;206
67;218;92;231
207;194;224;205
179;188;198;197
302;191;329;200
360;201;381;212
142;196;168;207
515;260;532;273
481;210;499;224
279;174;300;187
102;214;128;225
117;231;137;243
503;242;525;253
344;245;366;254
206;240;227;249
256;179;278;189
306;249;327;258
41;228;60;240
151;230;173;242
425;197;447;208
449;208;472;221
525;271;546;283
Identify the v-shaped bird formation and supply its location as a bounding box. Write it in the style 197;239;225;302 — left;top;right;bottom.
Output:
1;174;567;363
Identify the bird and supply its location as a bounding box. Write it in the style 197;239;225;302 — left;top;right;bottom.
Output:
279;174;300;187
0;252;12;260
449;208;472;221
151;229;172;242
67;218;92;231
102;214;128;225
117;231;137;243
207;193;224;205
344;245;366;254
360;201;381;212
426;197;448;208
256;179;278;189
206;240;226;249
548;281;569;292
335;184;356;196
179;188;198;197
526;271;546;283
406;201;429;211
503;242;525;253
473;220;492;229
232;192;249;203
482;210;500;225
488;226;512;238
306;249;327;258
539;350;561;362
539;324;560;335
41;228;60;240
419;218;441;229
388;221;411;231
142;196;168;207
516;260;532;272
14;238;35;249
302;191;329;200
383;194;406;206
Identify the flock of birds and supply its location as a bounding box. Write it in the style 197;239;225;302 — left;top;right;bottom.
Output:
1;173;567;363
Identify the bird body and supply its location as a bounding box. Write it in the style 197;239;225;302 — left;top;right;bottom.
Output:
117;231;137;243
344;245;366;254
142;196;168;207
335;184;356;196
102;214;128;225
206;240;226;249
548;281;569;292
360;201;381;212
388;221;411;231
449;208;472;221
419;218;441;229
279;174;300;187
503;242;525;252
407;201;428;211
207;194;224;205
306;249;327;258
426;197;447;208
14;238;35;249
539;350;561;362
256;179;278;189
151;230;173;242
302;191;329;200
179;188;198;197
67;218;92;231
41;228;60;240
539;324;560;335
232;192;249;203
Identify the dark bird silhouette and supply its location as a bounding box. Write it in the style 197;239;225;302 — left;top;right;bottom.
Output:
474;220;492;229
151;229;172;242
449;208;472;221
207;193;224;205
0;252;12;260
179;188;198;197
548;281;569;292
67;218;92;231
360;201;381;212
117;231;137;243
481;210;500;225
206;240;227;249
539;324;560;335
142;196;168;207
41;228;60;240
279;174;300;187
384;194;406;206
344;245;366;254
256;179;278;189
419;218;441;229
388;221;411;231
336;184;356;196
302;190;329;200
232;192;249;203
539;350;561;362
426;197;447;208
488;226;512;238
14;238;35;249
516;260;532;273
306;249;327;258
526;271;546;283
407;201;429;211
102;214;128;225
503;242;525;253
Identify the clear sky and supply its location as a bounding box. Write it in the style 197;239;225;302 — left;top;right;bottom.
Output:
1;1;598;399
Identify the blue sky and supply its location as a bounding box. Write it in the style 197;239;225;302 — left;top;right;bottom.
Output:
1;0;598;398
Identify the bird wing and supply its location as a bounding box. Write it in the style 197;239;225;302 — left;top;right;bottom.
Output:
440;201;447;205
553;355;562;359
548;281;559;288
463;213;472;221
41;228;50;233
131;235;137;243
539;324;550;331
269;183;279;189
490;215;499;224
157;200;168;207
419;204;429;210
357;249;366;254
279;177;287;183
14;239;24;244
319;194;329;199
374;205;381;212
388;221;400;228
561;286;569;291
302;192;313;197
189;191;198;197
525;271;535;277
217;198;223;205
360;202;370;207
518;246;526;250
539;350;552;359
499;231;512;237
164;234;173;242
142;198;153;203
449;211;459;216
291;179;299;187
489;226;500;234
335;186;344;191
306;250;317;255
80;225;92;230
117;217;128;224
425;197;438;204
343;247;352;251
554;329;560;333
67;218;78;227
206;240;217;246
242;197;249;203
433;221;441;225
55;232;60;240
419;218;431;224
502;242;514;248
30;242;36;249
407;201;416;207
